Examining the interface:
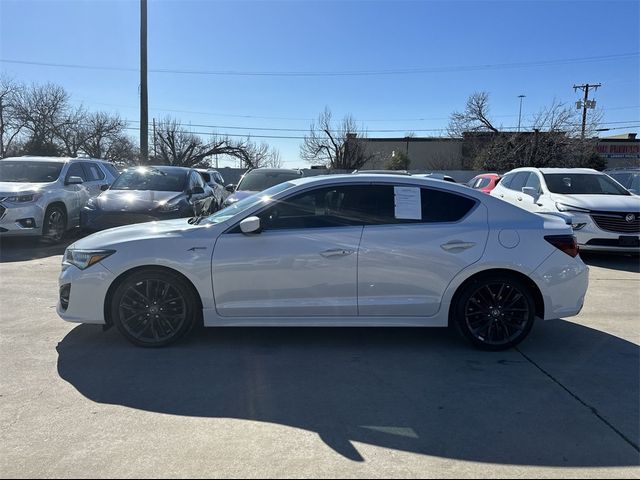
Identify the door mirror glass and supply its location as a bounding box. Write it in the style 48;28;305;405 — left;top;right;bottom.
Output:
522;187;539;198
100;184;110;191
225;184;236;193
240;216;261;234
66;176;84;185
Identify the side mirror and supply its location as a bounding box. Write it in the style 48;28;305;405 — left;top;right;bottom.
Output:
239;216;261;234
190;186;204;195
522;187;539;199
100;184;110;191
66;176;84;185
225;184;236;193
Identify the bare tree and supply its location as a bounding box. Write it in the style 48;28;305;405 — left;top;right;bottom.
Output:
0;76;26;158
13;83;70;155
153;117;280;169
448;92;499;137
300;107;374;169
79;111;128;158
54;105;88;157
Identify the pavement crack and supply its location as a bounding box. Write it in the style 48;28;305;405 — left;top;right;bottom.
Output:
516;347;640;454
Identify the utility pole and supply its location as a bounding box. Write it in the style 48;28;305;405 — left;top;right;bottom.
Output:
517;95;526;132
152;117;157;159
573;83;601;138
140;0;149;164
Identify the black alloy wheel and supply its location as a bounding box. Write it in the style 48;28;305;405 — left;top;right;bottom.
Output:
42;205;66;243
111;269;198;347
454;275;536;351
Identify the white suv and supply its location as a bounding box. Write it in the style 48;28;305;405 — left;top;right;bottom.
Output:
0;156;119;241
491;167;640;252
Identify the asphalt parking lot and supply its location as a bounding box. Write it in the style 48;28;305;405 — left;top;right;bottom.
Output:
0;234;638;478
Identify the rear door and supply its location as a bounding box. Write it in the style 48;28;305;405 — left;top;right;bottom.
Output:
358;185;488;316
63;162;90;224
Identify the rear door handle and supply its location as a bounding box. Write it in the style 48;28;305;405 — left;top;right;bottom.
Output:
441;241;476;252
320;249;354;258
517;196;523;201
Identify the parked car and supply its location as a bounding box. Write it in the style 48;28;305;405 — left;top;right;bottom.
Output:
467;173;501;193
195;168;228;210
352;169;411;175
412;173;456;183
80;166;216;232
0;156;119;242
223;168;303;207
605;168;639;195
58;173;588;350
491;167;640;252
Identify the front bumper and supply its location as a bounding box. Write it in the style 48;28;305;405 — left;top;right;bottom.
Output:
570;212;640;253
0;202;45;236
57;262;116;324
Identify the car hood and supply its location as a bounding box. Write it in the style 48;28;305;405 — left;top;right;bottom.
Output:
552;193;640;212
0;181;54;195
95;190;181;212
70;218;215;250
225;190;256;204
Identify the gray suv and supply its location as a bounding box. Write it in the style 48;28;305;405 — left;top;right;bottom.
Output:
0;156;119;241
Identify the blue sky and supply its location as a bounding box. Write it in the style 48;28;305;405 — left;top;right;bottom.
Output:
1;0;639;167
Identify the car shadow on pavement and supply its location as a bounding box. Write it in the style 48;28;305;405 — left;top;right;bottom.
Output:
0;231;82;263
581;252;640;273
56;322;639;467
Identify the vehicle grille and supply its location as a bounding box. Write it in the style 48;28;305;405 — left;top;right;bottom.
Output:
591;213;640;233
95;213;158;228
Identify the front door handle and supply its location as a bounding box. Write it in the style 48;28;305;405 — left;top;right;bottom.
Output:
320;249;354;258
441;241;476;252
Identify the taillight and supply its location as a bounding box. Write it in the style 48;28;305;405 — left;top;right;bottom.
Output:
545;235;579;258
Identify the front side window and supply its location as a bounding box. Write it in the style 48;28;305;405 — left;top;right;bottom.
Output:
66;163;87;182
524;173;541;192
543;173;631;195
83;162;105;181
472;178;491;189
0;161;64;183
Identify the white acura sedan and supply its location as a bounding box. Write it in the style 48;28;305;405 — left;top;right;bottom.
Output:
58;174;588;350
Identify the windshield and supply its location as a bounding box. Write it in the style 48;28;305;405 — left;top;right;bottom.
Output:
0;161;64;183
543;173;631;196
609;172;640;193
203;181;296;224
237;171;302;192
110;168;187;192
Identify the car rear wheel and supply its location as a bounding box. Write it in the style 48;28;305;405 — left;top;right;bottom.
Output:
453;275;536;351
42;205;66;243
110;269;198;347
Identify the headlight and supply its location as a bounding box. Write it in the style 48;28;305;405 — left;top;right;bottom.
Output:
556;202;591;213
158;201;180;212
63;249;115;270
84;198;98;211
5;193;41;203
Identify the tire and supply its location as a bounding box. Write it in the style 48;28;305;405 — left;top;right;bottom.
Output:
110;268;198;347
42;205;67;243
452;274;536;351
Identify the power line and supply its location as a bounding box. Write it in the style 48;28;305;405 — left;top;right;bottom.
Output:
1;52;638;77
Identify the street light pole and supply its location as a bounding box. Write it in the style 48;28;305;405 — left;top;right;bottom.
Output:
140;0;148;164
517;95;526;132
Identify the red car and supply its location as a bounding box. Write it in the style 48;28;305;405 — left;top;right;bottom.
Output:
467;173;501;193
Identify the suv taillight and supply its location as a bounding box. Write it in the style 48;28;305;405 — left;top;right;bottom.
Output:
545;235;579;258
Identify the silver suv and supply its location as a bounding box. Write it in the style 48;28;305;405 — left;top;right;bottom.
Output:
0;156;119;241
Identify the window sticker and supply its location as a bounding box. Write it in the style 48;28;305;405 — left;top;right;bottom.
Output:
394;186;421;220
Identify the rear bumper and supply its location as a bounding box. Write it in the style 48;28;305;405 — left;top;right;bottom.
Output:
531;250;589;320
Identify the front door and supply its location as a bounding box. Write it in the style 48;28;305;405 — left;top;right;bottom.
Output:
212;185;368;317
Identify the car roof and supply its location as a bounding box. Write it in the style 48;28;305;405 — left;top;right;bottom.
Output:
245;168;302;174
0;156;111;164
507;167;601;175
123;165;193;174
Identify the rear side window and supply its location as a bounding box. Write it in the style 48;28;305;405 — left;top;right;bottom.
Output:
420;188;476;222
472;178;491;189
500;173;515;188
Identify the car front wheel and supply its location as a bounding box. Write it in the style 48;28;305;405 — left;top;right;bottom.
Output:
110;269;198;347
42;205;67;243
453;275;536;351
